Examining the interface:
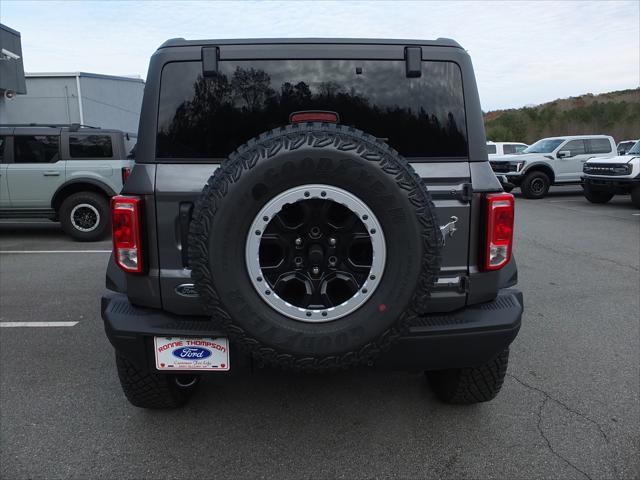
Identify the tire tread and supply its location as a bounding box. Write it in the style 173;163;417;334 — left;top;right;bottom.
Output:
427;349;509;404
188;123;442;372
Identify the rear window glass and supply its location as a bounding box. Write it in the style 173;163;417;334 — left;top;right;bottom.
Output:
486;144;497;154
587;138;612;154
69;135;113;158
502;144;518;154
157;60;468;159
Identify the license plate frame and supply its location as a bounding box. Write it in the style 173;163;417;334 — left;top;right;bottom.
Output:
154;337;230;371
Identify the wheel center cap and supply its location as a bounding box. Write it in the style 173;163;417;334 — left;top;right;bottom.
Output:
308;243;324;267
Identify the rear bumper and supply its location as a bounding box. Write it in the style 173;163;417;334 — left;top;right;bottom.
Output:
101;288;523;372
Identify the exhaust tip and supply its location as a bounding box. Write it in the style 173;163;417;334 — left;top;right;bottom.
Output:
174;374;199;388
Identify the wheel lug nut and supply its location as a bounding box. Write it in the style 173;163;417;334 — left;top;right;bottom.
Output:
328;237;336;246
312;266;320;275
294;256;303;266
295;238;302;246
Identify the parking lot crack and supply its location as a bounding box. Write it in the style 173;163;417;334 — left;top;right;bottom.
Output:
534;396;594;480
508;373;619;480
509;373;610;443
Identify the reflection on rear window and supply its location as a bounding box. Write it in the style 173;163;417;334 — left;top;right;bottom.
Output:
157;60;468;159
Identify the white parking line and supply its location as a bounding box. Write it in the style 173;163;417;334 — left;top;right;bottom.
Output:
0;321;79;327
0;250;111;254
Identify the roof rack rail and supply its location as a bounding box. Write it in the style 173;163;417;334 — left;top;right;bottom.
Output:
0;123;101;131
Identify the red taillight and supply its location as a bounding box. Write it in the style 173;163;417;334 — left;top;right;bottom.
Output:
483;193;514;271
111;195;143;273
121;167;131;185
289;111;339;123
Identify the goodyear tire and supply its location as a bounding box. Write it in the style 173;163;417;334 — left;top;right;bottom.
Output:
115;353;198;409
188;123;442;371
426;348;509;404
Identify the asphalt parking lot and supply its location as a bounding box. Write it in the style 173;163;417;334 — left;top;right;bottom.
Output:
0;186;638;480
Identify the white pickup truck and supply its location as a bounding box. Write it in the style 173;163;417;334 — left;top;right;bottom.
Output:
489;135;616;198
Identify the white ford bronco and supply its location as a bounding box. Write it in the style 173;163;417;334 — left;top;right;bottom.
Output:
582;140;640;207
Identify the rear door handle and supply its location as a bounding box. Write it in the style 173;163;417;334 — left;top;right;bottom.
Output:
43;171;61;176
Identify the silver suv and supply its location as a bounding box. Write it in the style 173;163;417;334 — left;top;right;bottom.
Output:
0;124;134;240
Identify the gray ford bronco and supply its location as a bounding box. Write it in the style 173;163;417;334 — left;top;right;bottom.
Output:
101;38;523;409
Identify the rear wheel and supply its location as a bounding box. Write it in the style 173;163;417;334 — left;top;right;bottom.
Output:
583;184;613;204
631;186;640;208
426;349;509;404
59;191;110;241
521;171;550;199
115;353;198;409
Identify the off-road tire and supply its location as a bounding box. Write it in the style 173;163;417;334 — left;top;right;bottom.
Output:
115;353;197;409
631;186;640;208
426;349;509;404
189;122;442;372
59;191;110;241
583;184;614;204
520;171;550;199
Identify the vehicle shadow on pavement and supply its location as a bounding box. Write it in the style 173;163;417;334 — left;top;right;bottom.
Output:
114;368;619;479
0;222;64;237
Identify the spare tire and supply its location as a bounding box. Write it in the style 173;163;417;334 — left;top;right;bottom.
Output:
189;123;441;371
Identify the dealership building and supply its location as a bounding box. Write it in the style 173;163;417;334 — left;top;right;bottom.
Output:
2;72;145;134
0;23;144;134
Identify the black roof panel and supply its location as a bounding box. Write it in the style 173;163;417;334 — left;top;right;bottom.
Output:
158;37;463;50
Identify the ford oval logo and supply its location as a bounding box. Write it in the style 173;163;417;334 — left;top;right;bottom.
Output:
175;284;199;297
172;347;212;360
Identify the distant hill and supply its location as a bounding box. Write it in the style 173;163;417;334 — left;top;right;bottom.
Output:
484;88;640;144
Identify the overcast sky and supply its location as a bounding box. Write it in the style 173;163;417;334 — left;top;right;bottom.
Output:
1;0;638;111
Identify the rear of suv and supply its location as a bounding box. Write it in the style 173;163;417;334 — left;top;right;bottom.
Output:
0;124;134;240
101;38;523;408
490;135;616;198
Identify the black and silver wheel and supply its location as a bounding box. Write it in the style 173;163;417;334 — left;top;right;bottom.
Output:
59;191;110;241
189;123;442;371
246;184;385;323
521;171;550;199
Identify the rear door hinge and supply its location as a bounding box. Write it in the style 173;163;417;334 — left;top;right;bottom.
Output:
459;275;470;294
460;183;473;203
